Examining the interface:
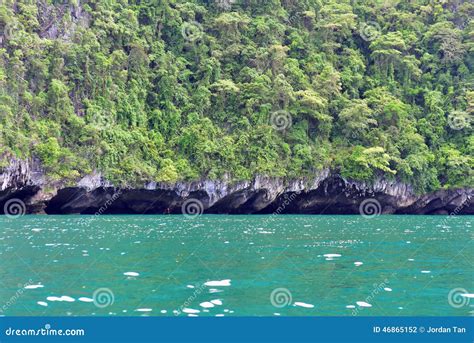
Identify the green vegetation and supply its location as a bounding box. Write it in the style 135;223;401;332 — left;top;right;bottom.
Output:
0;0;472;191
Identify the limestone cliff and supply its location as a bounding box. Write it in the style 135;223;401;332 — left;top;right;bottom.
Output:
0;159;472;215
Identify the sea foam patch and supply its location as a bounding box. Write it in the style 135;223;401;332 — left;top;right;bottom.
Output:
294;302;314;308
209;289;223;293
356;301;372;307
25;284;44;289
323;254;341;258
46;296;75;302
204;279;231;287
199;302;215;308
78;297;94;302
123;272;140;277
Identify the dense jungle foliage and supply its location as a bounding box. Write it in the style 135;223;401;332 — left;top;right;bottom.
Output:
0;0;473;191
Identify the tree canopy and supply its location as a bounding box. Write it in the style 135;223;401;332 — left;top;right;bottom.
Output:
0;0;472;192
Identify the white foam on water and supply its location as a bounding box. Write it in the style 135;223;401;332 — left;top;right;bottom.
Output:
384;288;392;292
25;284;44;289
408;258;415;261
274;313;281;316
187;314;198;317
354;262;363;266
294;302;314;308
461;294;474;298
161;310;167;314
323;254;341;258
224;241;229;244
346;305;355;309
204;279;231;287
215;314;224;317
356;301;372;307
46;296;75;302
421;270;431;274
37;301;48;307
78;297;94;302
186;285;195;289
199;302;215;308
223;309;229;313
210;299;222;306
182;308;200;314
123;272;140;277
61;296;75;302
32;229;42;232
135;308;152;312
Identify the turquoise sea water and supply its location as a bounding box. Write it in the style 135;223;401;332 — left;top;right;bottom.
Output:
0;215;472;316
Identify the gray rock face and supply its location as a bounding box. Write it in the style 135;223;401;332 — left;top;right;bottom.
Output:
0;159;472;215
0;158;44;191
38;0;91;41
